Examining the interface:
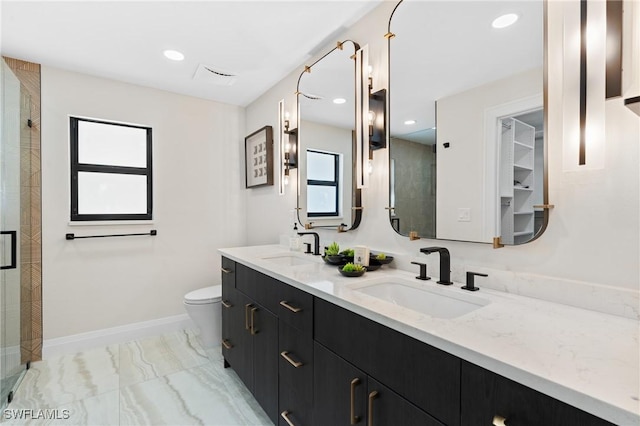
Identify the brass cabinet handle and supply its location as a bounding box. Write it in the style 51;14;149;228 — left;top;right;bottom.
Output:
493;415;507;426
221;339;233;350
221;267;233;274
367;391;379;426
250;307;258;335
244;304;252;331
280;351;303;368
350;378;361;424
280;300;302;313
280;411;295;426
221;300;232;308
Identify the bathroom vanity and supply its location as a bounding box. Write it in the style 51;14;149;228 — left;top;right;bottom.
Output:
219;245;638;426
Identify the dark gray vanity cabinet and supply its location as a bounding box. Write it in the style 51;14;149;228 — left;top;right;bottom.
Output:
221;259;614;426
461;362;615;426
221;259;278;424
314;297;461;425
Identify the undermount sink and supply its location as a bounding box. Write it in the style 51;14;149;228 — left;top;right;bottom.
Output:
352;280;490;319
261;253;319;267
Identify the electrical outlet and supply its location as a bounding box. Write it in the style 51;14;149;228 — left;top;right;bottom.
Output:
458;208;471;222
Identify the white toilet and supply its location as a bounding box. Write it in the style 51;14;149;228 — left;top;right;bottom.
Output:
183;285;222;348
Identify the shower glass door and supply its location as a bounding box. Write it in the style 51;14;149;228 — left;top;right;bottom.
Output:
0;59;28;408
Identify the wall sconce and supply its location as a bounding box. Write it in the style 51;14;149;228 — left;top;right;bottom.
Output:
279;102;298;191
369;89;386;150
284;119;298;179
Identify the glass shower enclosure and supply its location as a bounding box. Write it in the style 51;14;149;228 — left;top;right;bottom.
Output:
0;59;29;408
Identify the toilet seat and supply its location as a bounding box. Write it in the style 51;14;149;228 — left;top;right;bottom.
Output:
184;285;222;305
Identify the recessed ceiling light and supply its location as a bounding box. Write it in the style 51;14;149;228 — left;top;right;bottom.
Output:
404;120;416;125
492;13;519;29
163;49;185;61
333;98;346;104
431;127;436;130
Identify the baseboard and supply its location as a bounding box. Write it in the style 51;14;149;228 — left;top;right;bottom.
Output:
42;314;195;359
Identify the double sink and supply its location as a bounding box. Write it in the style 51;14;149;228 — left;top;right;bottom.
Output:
261;252;490;320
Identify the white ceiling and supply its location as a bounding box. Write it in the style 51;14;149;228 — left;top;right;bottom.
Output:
0;0;382;107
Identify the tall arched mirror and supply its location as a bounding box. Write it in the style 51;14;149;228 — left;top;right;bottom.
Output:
297;40;362;230
388;0;548;245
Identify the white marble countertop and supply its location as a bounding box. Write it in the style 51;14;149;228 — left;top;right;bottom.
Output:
219;245;640;425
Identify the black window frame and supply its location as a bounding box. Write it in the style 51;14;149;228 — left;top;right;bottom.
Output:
70;117;153;221
307;150;340;217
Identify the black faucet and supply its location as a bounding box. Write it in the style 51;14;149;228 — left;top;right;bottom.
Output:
298;232;320;255
419;247;453;285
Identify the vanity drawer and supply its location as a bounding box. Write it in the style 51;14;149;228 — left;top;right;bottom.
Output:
236;263;280;313
279;322;313;426
314;297;461;426
278;283;313;334
221;257;236;287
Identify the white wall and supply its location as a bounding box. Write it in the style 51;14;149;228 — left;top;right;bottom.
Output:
41;66;247;339
244;0;639;305
437;68;542;242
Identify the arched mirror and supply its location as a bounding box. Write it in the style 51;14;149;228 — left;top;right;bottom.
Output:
388;0;548;245
296;40;362;230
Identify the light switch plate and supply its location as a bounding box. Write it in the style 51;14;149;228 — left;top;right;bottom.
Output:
458;208;471;222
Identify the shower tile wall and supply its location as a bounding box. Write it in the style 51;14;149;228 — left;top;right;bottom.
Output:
3;57;42;363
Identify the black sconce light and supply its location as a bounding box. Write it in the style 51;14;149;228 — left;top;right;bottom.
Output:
369;89;387;150
284;124;298;173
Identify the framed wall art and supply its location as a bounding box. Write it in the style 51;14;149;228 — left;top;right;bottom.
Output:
245;126;273;188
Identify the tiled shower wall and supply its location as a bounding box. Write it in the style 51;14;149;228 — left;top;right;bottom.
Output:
3;57;42;363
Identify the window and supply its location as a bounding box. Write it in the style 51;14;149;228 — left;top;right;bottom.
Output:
70;117;152;221
307;150;339;217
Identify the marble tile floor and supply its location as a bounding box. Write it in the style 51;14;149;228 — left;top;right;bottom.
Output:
2;330;272;426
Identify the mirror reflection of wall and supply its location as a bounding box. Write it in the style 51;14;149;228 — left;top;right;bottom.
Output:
388;0;546;245
297;41;360;229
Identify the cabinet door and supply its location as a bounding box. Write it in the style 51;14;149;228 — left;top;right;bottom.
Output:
221;285;254;392
367;378;443;426
313;342;367;426
461;361;614;426
252;304;279;424
279;322;313;426
315;298;460;425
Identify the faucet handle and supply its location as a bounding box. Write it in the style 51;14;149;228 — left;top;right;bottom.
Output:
303;243;312;254
462;271;488;291
411;261;431;281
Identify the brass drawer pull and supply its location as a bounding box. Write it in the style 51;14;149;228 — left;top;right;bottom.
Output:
221;300;232;308
280;300;302;313
280;411;295;426
493;415;507;426
221;267;233;274
250;307;258;335
245;304;252;331
367;391;378;426
350;378;361;424
221;339;233;350
280;351;303;368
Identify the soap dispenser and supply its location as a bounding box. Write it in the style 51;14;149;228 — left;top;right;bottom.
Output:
289;223;300;251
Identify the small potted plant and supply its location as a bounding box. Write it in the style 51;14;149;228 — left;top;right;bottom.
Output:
339;262;366;277
372;252;394;265
323;242;345;265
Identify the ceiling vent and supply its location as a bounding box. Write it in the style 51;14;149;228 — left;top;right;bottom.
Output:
193;64;238;86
